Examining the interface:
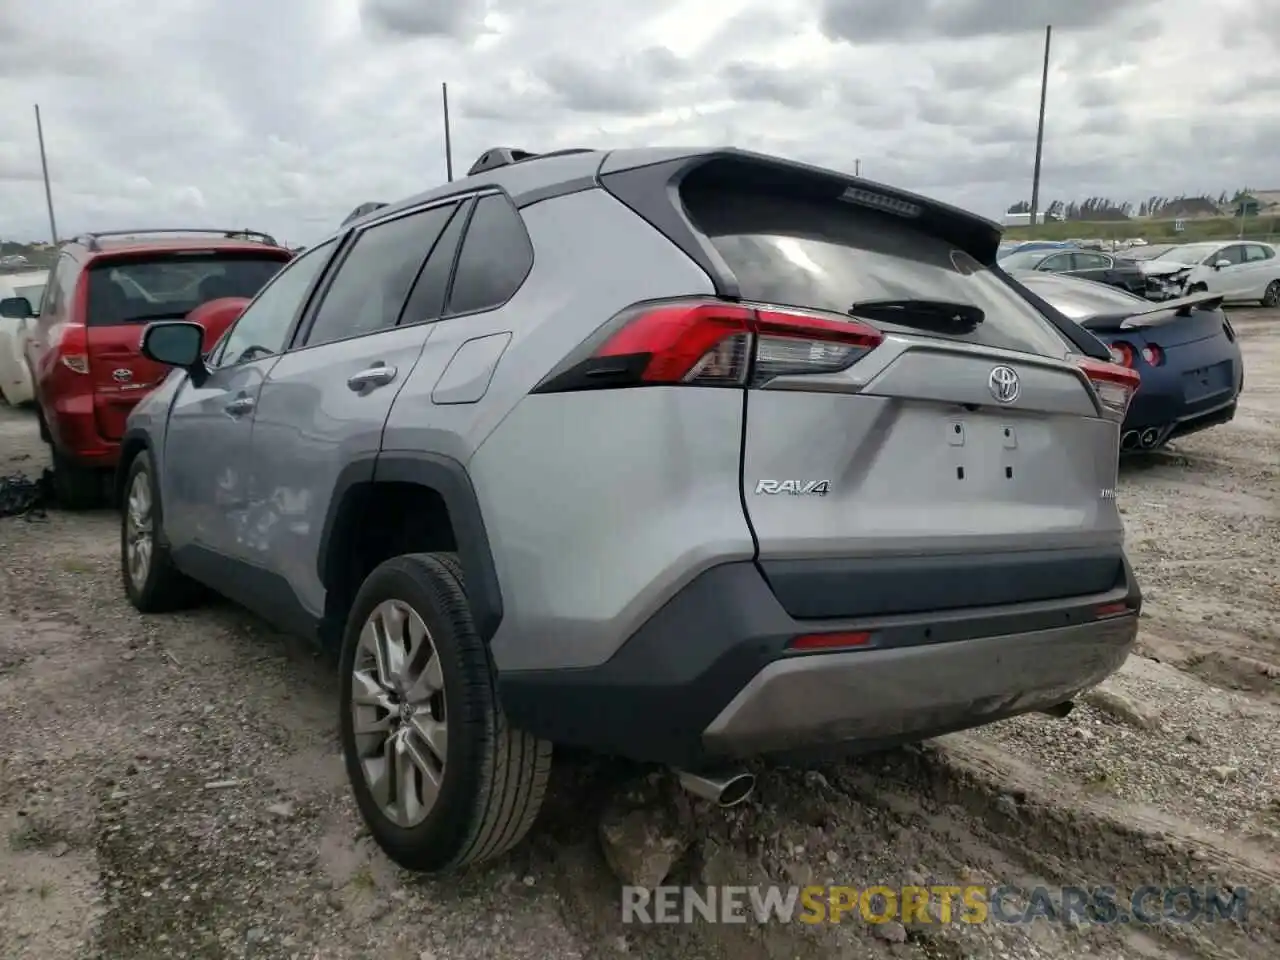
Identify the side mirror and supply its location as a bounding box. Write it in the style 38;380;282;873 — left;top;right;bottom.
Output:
141;321;209;386
0;297;34;319
1214;259;1231;270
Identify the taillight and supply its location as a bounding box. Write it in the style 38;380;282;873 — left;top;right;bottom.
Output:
1108;341;1135;368
1076;356;1140;420
534;298;884;393
54;324;90;375
1141;344;1163;367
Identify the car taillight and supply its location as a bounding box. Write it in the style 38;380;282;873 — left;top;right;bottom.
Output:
533;298;884;393
1141;344;1163;366
1076;356;1140;420
54;324;89;375
1108;341;1135;368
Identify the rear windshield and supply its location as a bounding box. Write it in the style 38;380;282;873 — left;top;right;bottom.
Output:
684;189;1070;358
85;253;288;326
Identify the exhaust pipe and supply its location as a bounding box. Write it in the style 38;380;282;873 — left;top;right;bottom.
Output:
1036;700;1075;719
1120;431;1140;451
676;769;756;807
1139;427;1160;448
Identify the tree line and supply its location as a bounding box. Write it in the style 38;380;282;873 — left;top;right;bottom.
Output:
1006;189;1256;221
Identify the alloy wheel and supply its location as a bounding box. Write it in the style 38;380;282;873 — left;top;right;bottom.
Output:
125;472;153;587
351;599;448;828
1264;281;1280;308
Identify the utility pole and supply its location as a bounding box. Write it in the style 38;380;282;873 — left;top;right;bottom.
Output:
442;83;454;182
34;104;59;244
1028;25;1052;237
855;158;861;177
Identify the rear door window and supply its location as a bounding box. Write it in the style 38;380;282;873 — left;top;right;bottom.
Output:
686;190;1071;357
85;252;289;327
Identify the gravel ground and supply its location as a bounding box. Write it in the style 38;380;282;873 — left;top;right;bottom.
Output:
1;310;1277;960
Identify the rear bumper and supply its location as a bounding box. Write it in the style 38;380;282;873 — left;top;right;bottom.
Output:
1123;351;1243;434
42;391;121;466
497;559;1141;767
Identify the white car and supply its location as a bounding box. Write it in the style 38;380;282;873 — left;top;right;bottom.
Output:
0;269;46;405
1137;241;1280;306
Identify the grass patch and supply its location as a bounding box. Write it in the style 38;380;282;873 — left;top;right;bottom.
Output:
1004;216;1279;244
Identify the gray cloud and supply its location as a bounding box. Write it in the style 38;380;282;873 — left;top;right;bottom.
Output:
0;0;1275;246
820;0;1136;43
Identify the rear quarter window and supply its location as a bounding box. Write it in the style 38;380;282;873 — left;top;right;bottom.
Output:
684;189;1072;358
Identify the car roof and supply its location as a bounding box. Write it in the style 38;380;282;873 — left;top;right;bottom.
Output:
334;145;1004;251
1012;269;1146;319
62;232;289;260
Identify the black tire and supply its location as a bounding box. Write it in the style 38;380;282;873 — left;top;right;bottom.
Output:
1263;280;1280;308
34;403;51;443
120;450;204;612
50;446;104;510
339;552;552;872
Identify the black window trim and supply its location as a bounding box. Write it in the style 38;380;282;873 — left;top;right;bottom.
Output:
209;237;342;371
439;188;536;322
287;193;484;351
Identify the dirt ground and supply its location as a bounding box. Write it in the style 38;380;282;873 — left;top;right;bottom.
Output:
1;311;1277;960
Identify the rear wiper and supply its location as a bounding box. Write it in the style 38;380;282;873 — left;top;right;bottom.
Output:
848;299;984;332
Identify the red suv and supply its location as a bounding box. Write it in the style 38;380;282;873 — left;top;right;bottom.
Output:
24;229;294;507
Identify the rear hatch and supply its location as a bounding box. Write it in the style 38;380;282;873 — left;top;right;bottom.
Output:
677;168;1133;620
85;249;289;439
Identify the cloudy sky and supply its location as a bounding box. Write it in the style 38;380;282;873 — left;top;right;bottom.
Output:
1;0;1277;246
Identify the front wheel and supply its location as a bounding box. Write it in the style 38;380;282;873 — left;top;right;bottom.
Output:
120;451;203;612
1263;280;1280;308
339;552;552;873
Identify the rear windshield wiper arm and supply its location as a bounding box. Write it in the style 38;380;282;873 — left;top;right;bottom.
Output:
848;299;984;332
116;311;194;324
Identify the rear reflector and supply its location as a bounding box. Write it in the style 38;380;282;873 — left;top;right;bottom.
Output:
1094;602;1131;619
788;631;872;651
1076;356;1140;420
533;298;884;393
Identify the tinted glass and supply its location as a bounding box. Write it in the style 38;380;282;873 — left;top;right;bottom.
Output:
998;250;1050;270
445;195;534;316
85;253;289;327
689;190;1070;357
217;241;335;367
303;205;455;347
401;203;467;325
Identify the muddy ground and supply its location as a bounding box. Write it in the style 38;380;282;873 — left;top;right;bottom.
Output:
1;311;1277;960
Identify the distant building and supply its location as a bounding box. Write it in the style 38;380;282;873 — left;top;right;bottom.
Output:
1233;191;1280;217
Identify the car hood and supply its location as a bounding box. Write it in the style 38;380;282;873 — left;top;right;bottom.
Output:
1137;260;1197;276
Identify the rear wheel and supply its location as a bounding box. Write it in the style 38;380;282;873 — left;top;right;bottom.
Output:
339;552;551;873
120;450;203;611
1263;280;1280;308
50;447;104;510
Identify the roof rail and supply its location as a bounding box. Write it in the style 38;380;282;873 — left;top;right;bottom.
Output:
341;202;388;227
464;147;594;177
70;228;279;252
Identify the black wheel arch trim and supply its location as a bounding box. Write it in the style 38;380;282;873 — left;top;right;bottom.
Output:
114;426;152;503
318;451;504;643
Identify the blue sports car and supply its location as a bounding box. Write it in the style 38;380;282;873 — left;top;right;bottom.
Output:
1014;271;1244;453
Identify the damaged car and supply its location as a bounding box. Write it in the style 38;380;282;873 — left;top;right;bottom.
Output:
1135;241;1280;306
1015;271;1244;452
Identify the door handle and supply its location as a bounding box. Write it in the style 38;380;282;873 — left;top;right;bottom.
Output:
224;395;255;416
347;363;397;392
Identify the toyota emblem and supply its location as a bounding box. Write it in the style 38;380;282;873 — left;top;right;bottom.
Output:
988;366;1019;404
112;368;133;383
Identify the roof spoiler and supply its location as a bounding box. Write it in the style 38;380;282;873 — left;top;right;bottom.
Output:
341;202;388;227
1079;290;1226;331
71;228;278;250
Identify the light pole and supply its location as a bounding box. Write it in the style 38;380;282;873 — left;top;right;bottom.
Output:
34;104;59;244
1028;26;1052;236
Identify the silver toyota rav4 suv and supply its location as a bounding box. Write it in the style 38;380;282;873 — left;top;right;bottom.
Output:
117;146;1143;873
